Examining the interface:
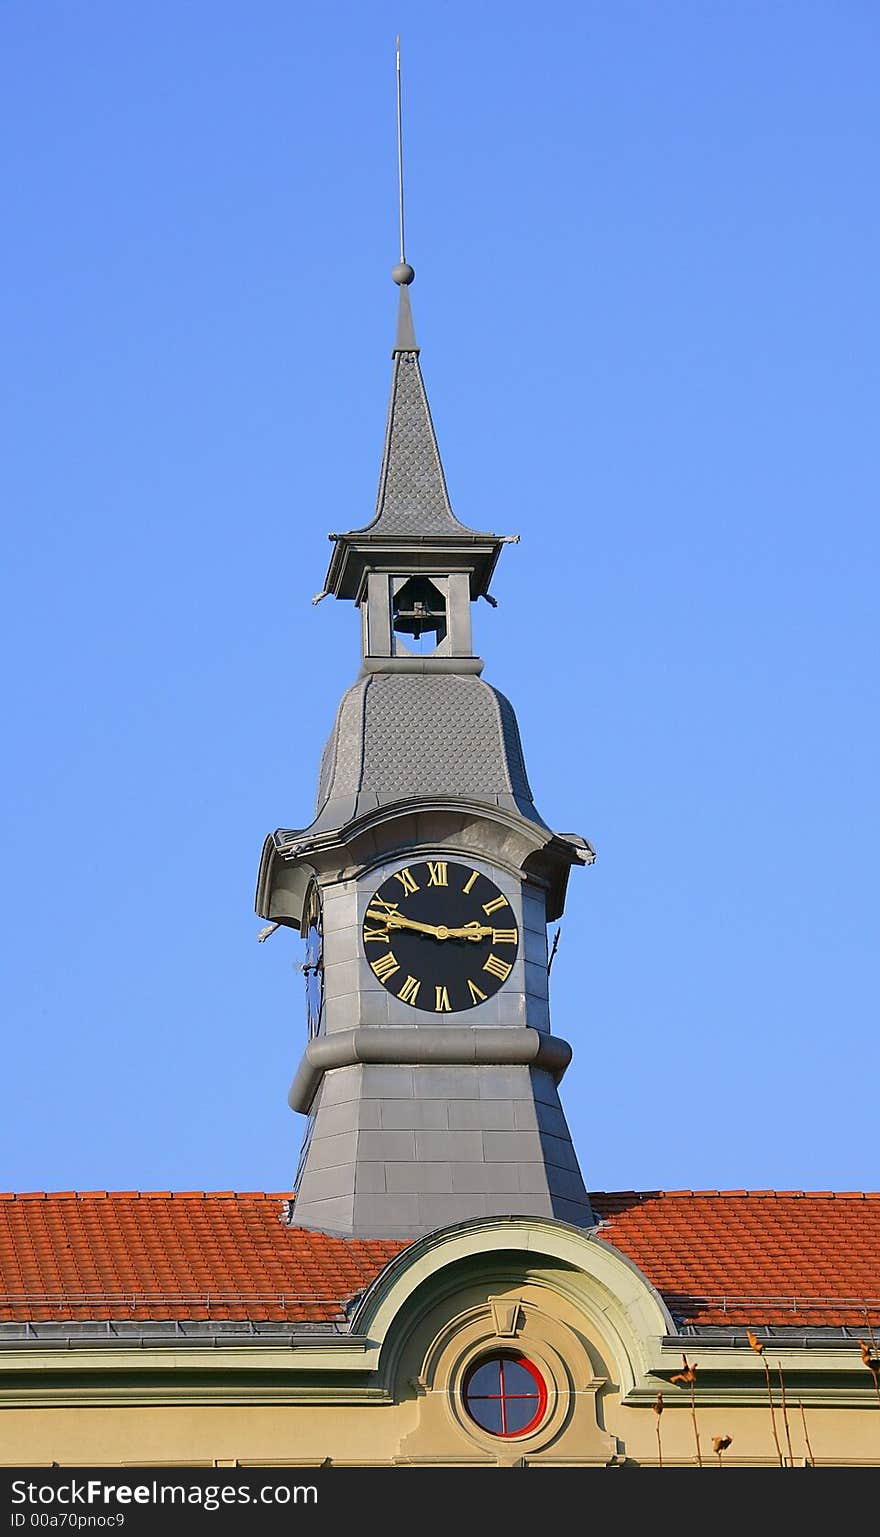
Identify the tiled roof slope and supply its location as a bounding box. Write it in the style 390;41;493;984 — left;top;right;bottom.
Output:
1;1190;878;1328
591;1191;880;1327
0;1193;405;1323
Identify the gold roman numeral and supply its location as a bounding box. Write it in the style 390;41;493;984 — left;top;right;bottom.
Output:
427;861;448;886
467;979;488;1005
363;926;389;944
434;985;452;1012
398;975;421;1006
393;867;419;896
462;869;479;895
482;895;508;916
483;954;512;982
370;951;400;983
492;928;518;946
366;897;399;920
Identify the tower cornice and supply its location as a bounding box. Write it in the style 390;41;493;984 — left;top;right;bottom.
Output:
256;796;594;933
323;530;506;606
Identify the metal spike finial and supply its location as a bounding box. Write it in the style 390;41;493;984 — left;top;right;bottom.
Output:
392;36;415;287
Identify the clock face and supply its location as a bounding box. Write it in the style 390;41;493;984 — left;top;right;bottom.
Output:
362;859;519;1014
302;883;324;1039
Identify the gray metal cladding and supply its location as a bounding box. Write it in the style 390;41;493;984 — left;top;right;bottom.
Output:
312;672;545;825
364;351;465;538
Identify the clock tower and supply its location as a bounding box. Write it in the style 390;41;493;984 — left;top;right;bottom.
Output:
256;267;596;1238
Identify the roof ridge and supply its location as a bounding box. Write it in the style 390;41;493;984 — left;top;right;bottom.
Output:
590;1189;880;1200
3;1188;878;1203
0;1190;295;1202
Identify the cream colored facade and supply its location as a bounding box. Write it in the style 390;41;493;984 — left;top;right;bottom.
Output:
2;1218;877;1469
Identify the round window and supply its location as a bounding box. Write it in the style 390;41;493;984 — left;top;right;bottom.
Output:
462;1354;547;1438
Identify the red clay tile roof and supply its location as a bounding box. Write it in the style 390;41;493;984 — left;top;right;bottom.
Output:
0;1193;405;1324
1;1190;878;1329
591;1191;880;1327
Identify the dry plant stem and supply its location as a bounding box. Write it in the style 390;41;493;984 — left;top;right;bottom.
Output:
778;1362;794;1467
652;1392;665;1468
798;1400;815;1466
866;1318;880;1405
857;1339;880;1413
689;1380;702;1468
762;1358;784;1467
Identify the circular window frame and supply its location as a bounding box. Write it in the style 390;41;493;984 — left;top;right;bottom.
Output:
462;1352;548;1439
442;1318;575;1456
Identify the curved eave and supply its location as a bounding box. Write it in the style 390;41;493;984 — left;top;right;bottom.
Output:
273;794;555;863
258;799;595;924
255;833;315;929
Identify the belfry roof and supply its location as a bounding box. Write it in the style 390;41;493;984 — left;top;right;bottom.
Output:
1;1190;879;1331
358;324;464;540
322;285;507;601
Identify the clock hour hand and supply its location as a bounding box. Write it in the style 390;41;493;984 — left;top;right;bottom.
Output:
365;909;492;942
368;910;444;939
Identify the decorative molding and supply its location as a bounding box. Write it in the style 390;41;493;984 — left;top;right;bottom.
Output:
288;1026;573;1114
350;1217;675;1394
489;1298;522;1338
399;1290;617;1466
362;656;484;675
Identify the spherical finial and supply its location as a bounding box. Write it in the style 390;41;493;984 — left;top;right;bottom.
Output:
391;261;415;286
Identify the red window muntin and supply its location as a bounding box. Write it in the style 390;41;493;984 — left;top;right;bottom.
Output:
463;1354;548;1438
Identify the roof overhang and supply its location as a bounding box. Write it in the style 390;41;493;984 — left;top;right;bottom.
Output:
323;534;505;604
256;799;594;927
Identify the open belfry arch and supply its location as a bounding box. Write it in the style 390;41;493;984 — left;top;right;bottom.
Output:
1;47;878;1470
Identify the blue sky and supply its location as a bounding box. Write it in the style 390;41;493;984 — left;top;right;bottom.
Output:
1;2;877;1196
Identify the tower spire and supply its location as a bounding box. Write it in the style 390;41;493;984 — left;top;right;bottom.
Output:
395;35;407;270
320;37;511;602
391;37;417;347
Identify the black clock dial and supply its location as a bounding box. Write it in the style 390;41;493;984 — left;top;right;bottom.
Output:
362;859;519;1014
